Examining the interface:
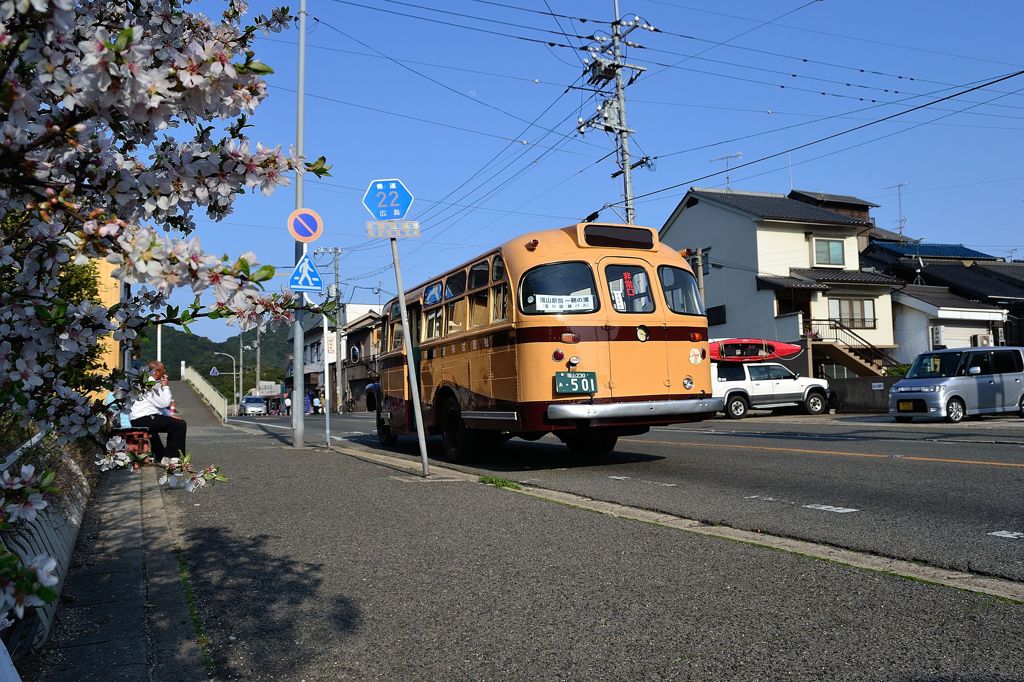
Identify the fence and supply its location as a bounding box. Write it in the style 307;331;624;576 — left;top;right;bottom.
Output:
182;365;228;422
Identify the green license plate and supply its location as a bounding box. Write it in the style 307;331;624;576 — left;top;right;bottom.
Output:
898;400;914;411
555;371;598;394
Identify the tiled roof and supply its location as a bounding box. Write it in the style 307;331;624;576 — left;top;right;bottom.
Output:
871;242;997;260
790;268;903;285
689;188;872;226
971;262;1024;285
912;263;1024;301
866;226;912;242
896;284;1001;311
789;189;879;208
756;274;830;291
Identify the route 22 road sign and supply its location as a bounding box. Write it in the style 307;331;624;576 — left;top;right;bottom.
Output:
362;179;414;221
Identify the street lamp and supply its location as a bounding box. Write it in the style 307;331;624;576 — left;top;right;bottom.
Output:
212;351;238;404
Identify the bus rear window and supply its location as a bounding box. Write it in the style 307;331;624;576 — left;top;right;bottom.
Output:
519;262;599;315
606;264;654;313
658;266;704;315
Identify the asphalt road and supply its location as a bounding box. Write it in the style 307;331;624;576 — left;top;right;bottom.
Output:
166;417;1024;680
236;410;1024;582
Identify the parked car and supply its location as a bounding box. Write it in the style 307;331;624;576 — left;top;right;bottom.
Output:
711;362;831;419
889;347;1024;423
239;396;267;416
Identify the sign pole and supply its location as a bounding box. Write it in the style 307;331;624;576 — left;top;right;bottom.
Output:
291;0;307;449
390;237;430;477
322;312;331;447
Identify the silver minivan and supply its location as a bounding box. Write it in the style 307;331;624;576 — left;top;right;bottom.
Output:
889;347;1024;423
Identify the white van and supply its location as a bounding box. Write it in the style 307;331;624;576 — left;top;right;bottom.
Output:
889;347;1024;423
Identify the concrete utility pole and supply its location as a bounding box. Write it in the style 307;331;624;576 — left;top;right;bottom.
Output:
255;327;261;390
314;246;346;413
291;0;307;448
239;334;244;397
577;1;654;224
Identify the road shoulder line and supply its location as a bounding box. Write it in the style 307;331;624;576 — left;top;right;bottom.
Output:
326;441;1024;604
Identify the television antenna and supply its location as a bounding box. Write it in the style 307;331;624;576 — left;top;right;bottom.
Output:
710;152;743;190
884;181;908;241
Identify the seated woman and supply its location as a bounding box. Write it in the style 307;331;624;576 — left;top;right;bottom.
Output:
130;361;187;461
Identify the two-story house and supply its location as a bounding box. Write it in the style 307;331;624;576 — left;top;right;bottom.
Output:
660;187;903;378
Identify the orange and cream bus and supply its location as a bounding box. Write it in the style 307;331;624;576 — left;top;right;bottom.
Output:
374;222;723;460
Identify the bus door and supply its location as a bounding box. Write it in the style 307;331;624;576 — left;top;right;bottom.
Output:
407;302;424;424
600;257;673;399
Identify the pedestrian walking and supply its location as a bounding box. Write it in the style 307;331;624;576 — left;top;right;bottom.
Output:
284;396;292;416
312;395;321;414
304;392;312;415
129;361;188;461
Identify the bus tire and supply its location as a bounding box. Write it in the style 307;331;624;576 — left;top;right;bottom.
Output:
376;411;398;446
564;432;618;456
440;397;475;462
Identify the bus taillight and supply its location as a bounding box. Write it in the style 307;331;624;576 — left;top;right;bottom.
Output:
560;333;580;343
689;331;704;342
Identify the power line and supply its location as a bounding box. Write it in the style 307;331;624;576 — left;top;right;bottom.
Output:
612;69;1024;207
638;0;1024;70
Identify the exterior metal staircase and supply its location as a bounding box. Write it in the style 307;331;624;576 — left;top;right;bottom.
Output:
807;319;901;377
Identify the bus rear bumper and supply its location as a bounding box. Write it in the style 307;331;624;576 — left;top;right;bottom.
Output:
546;398;724;421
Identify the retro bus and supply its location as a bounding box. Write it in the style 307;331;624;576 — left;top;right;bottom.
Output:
374;222;723;460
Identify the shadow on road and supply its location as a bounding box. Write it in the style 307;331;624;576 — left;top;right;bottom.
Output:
179;526;363;678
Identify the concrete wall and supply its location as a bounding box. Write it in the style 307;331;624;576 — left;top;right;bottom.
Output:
893;305;931;363
660;200;778;340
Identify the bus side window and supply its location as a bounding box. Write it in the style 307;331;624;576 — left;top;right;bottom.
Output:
390;320;404;350
425;307;443;339
491;283;508;321
470;290;489;327
446;298;467;334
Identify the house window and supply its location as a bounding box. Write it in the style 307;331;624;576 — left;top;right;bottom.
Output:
814;238;845;266
828;298;875;329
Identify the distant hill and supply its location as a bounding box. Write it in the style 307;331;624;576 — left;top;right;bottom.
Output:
136;325;290;400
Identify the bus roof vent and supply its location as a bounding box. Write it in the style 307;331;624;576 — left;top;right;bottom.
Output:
582;223;656;250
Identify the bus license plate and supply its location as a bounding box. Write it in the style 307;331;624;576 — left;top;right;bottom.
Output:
555;371;598;394
898;401;914;411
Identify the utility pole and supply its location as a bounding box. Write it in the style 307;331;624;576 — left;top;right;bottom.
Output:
314;246;346;413
291;0;307;448
576;1;654;224
255;327;261;391
239;334;244;397
695;248;705;303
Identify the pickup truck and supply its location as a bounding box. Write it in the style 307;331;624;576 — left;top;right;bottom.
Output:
711;362;831;419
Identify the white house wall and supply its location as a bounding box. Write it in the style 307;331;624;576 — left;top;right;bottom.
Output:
893;305;930;363
660;200;779;339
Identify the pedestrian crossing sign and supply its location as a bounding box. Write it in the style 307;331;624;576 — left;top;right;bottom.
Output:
289;253;324;292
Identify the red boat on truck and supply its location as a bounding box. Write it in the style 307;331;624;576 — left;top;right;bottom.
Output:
709;338;802;363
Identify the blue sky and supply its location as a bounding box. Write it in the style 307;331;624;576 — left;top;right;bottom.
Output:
182;0;1024;340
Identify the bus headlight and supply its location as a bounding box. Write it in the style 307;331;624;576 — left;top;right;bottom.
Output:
683;376;694;390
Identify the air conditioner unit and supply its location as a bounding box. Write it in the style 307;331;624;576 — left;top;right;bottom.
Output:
971;333;992;347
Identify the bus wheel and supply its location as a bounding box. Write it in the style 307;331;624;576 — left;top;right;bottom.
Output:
376;411;398;446
440;398;475;462
565;432;618;456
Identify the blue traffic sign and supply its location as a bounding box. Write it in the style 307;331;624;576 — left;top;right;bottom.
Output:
362;178;414;221
288;253;324;292
209;366;219;377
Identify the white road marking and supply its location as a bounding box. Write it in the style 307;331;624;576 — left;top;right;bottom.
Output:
988;530;1024;539
608;476;630;481
803;503;859;514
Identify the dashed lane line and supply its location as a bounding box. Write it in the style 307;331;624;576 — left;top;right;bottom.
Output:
327;441;1024;604
623;438;1024;469
989;531;1024;540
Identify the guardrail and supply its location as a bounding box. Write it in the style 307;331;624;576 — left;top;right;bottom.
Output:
182;365;228;422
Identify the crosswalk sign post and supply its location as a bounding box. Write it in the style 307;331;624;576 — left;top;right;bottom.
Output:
210;366;219;377
289;252;324;292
